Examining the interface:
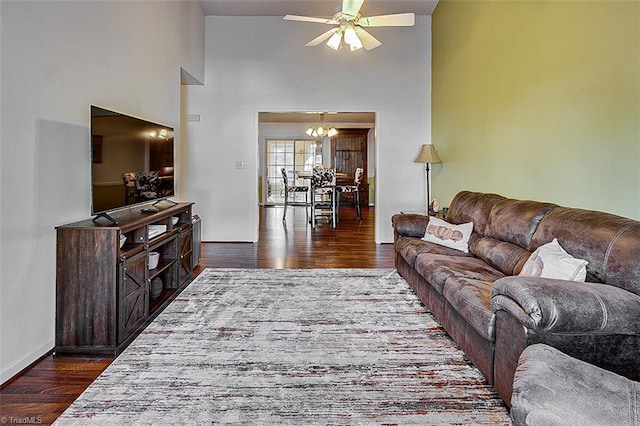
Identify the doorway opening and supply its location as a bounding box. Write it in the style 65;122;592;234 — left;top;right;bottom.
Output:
258;111;376;208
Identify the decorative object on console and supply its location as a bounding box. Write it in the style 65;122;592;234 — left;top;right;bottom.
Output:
414;144;442;215
148;252;160;270
148;224;167;239
150;277;163;300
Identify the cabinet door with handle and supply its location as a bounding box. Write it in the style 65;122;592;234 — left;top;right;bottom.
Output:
179;228;193;286
118;252;149;343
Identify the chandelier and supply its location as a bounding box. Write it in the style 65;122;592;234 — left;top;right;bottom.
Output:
306;113;338;138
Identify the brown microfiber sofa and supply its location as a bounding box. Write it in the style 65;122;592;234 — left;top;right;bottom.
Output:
391;191;640;406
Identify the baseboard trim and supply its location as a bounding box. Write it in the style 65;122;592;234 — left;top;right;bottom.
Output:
1;340;54;387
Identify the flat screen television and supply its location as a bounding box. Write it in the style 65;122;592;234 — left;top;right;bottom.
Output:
91;105;175;222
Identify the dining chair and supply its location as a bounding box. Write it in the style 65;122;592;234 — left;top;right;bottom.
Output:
281;168;309;222
310;167;337;228
337;167;364;222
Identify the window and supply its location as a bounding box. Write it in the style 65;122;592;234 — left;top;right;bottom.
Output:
265;139;322;204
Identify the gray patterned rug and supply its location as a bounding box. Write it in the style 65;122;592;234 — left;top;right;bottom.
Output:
56;268;511;425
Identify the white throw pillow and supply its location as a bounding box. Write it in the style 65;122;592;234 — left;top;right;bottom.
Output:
422;217;473;253
520;238;588;281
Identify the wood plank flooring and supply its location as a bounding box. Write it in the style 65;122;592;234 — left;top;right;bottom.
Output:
1;206;394;425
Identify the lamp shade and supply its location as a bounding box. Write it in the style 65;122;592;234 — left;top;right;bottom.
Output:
415;144;441;164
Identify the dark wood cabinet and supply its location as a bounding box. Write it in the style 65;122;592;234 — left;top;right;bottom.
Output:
332;129;370;207
55;202;196;356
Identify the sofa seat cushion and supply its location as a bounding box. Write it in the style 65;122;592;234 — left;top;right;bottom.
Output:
396;236;473;267
443;277;496;341
414;252;505;296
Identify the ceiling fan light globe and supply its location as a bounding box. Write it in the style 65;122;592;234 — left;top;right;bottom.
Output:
344;26;358;44
306;128;313;136
326;32;342;50
349;38;363;51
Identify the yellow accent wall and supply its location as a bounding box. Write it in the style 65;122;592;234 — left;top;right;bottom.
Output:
432;0;640;218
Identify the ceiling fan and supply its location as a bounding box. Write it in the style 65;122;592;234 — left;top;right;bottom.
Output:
284;0;415;51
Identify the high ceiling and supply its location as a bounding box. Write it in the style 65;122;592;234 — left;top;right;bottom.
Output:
199;1;438;124
198;0;438;17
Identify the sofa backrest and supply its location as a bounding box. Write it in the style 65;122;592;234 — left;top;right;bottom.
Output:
485;199;558;249
446;191;640;290
447;192;555;276
447;191;506;235
531;207;640;296
477;197;557;275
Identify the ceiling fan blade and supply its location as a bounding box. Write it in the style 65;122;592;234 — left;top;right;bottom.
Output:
354;27;382;50
305;28;340;47
358;13;415;27
283;15;337;25
343;0;365;17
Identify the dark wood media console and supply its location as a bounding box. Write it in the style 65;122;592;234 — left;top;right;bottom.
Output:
55;202;196;356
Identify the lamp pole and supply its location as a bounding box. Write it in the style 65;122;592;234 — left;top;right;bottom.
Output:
414;144;442;215
424;162;432;214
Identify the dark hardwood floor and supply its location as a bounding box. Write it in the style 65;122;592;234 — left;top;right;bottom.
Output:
0;205;394;425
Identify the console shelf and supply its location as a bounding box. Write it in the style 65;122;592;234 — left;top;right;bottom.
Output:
55;202;196;356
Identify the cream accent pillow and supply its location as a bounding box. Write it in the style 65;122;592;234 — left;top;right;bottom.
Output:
520;238;588;281
422;217;473;253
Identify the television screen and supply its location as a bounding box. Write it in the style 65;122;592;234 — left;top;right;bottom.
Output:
91;105;174;216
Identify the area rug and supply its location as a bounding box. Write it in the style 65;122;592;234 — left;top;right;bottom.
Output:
55;268;511;425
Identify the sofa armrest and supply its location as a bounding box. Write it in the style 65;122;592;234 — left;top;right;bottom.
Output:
491;276;640;334
391;213;429;239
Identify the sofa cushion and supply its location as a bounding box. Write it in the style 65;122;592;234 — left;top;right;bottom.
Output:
414;252;505;296
395;237;473;267
443;277;496;341
519;238;588;281
484;198;557;249
446;191;506;235
422;217;473;253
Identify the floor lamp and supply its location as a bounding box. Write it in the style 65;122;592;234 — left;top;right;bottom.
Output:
415;144;441;214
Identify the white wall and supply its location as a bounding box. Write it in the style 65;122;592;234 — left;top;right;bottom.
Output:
184;16;432;243
0;0;204;384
